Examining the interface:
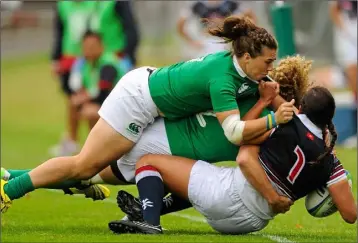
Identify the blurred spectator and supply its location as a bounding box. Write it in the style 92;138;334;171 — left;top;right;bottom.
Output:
329;0;357;96
101;1;139;71
330;0;357;148
50;31;124;157
177;0;257;59
50;1;139;156
0;1;37;29
50;1;100;157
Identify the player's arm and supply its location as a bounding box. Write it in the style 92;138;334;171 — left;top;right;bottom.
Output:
236;145;293;214
212;81;294;145
51;4;63;63
93;65;119;104
114;1;139;65
238;98;272;145
240;130;272;145
239;81;278;144
327;157;356;224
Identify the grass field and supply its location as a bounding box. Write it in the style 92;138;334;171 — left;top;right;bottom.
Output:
1;55;357;242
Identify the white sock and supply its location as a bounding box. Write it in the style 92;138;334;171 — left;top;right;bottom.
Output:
89;174;105;184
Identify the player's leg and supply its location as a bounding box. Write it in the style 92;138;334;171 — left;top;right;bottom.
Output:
109;154;196;234
1;118;134;207
1;68;158;210
1;166;109;200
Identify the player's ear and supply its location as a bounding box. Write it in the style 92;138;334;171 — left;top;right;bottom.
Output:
298;105;302;113
243;52;251;63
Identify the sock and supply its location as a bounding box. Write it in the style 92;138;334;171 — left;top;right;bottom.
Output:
161;193;192;215
135;165;164;226
5;169;81;191
4;173;35;200
7;169;31;180
89;174;104;184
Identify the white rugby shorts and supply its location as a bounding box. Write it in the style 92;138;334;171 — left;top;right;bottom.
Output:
113;118;172;183
188;161;270;234
98;67;159;143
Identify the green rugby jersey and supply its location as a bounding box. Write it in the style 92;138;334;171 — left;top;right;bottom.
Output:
81;52;123;96
149;51;259;120
57;1;97;56
164;96;271;162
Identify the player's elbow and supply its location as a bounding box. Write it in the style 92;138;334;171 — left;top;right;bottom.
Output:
236;151;249;167
236;156;246;167
222;114;246;145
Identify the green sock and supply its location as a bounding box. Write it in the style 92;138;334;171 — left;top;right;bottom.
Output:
7;169;81;189
4;173;35;200
8;169;31;180
4;173;83;200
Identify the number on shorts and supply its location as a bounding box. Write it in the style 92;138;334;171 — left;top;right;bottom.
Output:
287;145;306;184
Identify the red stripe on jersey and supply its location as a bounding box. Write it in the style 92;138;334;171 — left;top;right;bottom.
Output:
59;55;77;73
287;146;305;184
332;164;343;174
329;169;346;181
135;165;158;176
99;80;113;90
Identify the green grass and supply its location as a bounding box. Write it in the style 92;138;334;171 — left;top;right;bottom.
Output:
1;55;357;242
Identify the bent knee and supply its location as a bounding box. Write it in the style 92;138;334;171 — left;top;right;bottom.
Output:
136;154;153;169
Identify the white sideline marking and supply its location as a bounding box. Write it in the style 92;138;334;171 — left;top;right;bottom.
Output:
46;190;296;243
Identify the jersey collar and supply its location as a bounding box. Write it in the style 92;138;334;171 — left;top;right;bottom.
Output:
297;114;323;139
233;56;259;84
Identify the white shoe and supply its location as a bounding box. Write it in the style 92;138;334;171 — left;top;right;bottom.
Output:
49;137;79;157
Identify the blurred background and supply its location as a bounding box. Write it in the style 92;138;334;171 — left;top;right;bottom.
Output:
1;0;357;153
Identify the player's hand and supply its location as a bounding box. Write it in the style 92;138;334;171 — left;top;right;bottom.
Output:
275;99;295;125
71;90;90;107
51;61;61;76
259;81;280;105
269;195;294;214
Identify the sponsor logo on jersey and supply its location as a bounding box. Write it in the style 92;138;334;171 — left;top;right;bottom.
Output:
127;122;141;135
237;83;250;94
306;132;314;141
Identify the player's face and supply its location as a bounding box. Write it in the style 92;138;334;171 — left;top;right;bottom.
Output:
82;36;103;62
245;47;277;81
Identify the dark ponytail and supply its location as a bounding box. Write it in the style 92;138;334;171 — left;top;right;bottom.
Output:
317;122;338;162
301;87;337;163
208;16;277;58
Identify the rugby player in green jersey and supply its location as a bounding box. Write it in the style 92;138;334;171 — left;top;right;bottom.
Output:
2;56;309;214
1;16;298;213
111;86;356;234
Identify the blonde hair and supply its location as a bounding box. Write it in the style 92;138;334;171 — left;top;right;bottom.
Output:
269;55;313;107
